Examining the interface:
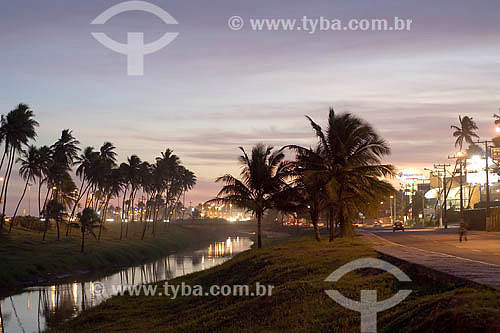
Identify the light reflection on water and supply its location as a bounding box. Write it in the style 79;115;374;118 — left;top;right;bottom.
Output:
0;237;251;333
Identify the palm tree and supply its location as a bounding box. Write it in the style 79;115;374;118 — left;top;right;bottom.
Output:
51;129;80;199
156;149;181;222
285;146;328;241
211;144;290;248
98;167;123;240
78;208;100;253
68;146;98;232
37;145;52;217
451;115;479;151
288;109;395;238
180;168;196;220
9;145;40;233
118;155;142;239
139;162;155;240
43;199;66;241
0;104;39;230
451;115;479;221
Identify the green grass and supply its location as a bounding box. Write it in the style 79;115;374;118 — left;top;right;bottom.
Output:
49;236;500;332
0;222;252;290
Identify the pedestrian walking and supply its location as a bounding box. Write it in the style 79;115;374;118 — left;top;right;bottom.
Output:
459;219;468;242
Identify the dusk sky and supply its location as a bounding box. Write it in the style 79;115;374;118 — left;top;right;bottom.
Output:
1;0;500;211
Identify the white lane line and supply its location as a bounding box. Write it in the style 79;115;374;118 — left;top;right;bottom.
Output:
369;232;500;268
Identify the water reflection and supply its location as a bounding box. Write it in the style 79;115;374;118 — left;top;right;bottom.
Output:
0;237;251;332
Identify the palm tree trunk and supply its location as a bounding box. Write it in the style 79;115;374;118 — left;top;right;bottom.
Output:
151;195;159;238
55;218;60;240
0;146;12;204
0;144;9;229
69;180;87;221
312;218;321;242
141;194;151;240
8;178;29;233
329;206;334;242
42;185;51;215
119;217;124;240
257;212;262;249
339;207;354;237
309;206;321;242
182;191;186;220
120;187;128;240
125;218;129;239
98;197;110;240
1;146;16;226
81;228;85;253
38;178;42;217
42;218;49;241
0;144;9;178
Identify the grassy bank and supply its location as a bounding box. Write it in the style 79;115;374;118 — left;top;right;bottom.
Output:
51;237;500;332
0;222;254;290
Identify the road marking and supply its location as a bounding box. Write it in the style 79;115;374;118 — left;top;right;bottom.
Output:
368;232;500;268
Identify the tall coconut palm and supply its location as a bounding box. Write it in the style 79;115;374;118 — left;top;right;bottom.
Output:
9;145;40;233
98;167;123;240
211;144;290;248
50;129;80;202
285;146;328;241
451;115;479;151
156;149;181;221
451;115;479;220
118;155;142;239
37;145;52;217
139;162;154;240
43;199;66;241
78;208;100;253
180;168;196;220
0;104;39;230
288;109;395;238
69;146;98;228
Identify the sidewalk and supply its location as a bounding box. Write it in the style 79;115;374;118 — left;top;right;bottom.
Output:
365;232;500;290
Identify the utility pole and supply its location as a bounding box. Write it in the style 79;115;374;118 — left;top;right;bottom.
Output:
448;153;465;228
476;139;493;229
394;193;397;222
421;180;426;225
389;195;394;223
434;163;451;228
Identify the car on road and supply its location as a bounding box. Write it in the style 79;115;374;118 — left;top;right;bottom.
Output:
392;221;404;232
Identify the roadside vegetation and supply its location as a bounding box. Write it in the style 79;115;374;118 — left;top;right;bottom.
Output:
50;236;500;332
212;108;396;246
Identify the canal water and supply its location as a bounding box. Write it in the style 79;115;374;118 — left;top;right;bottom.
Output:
0;236;252;333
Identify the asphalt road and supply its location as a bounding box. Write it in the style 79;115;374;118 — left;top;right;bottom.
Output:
361;226;500;266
